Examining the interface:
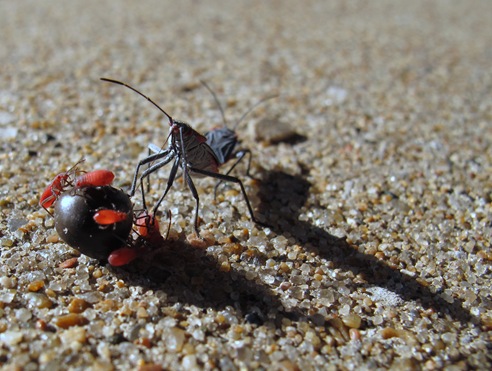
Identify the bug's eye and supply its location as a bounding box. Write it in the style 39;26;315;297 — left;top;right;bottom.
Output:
173;123;190;136
171;124;180;134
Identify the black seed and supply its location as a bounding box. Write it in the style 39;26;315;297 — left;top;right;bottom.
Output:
54;186;133;260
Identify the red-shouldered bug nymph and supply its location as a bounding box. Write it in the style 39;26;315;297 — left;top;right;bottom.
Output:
100;77;273;236
39;160;115;214
75;169;115;188
39;159;85;212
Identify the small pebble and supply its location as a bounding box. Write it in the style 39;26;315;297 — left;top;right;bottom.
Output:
59;258;78;269
36;319;49;331
134;337;152;348
349;328;361;341
0;277;16;289
166;327;186;352
342;313;362;329
46;234;60;243
96;299;119;312
25;292;52;309
68;298;91;313
138;364;164;371
60;327;87;345
27;280;45;292
54;313;89;329
0;331;23;346
186;233;208;248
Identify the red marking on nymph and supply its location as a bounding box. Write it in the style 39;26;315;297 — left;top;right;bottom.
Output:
75;169;114;188
108;247;140;267
93;209;129;225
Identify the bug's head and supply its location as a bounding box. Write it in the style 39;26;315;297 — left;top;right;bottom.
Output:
171;121;192;136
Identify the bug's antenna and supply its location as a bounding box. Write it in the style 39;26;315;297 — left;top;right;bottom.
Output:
200;80;228;127
200;80;278;131
67;157;85;174
233;94;278;131
100;78;174;125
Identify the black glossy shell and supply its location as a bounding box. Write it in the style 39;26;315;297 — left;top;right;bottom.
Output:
54;186;133;260
204;127;237;164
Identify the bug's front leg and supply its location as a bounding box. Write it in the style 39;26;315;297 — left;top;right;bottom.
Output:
130;150;171;196
152;156;181;216
135;151;176;209
129;149;173;208
146;143;166;192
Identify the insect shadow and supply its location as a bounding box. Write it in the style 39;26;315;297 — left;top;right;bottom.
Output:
255;169;474;325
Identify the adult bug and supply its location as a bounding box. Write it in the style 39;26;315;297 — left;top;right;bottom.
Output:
101;77;269;236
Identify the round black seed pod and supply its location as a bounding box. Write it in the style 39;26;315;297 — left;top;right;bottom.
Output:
54;186;133;260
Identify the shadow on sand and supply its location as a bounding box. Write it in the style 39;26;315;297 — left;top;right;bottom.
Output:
114;169;473;327
255;169;474;325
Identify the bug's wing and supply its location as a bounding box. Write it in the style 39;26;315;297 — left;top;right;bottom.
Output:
186;143;220;175
204;128;238;165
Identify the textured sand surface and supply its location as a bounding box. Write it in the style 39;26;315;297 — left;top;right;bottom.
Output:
1;1;491;369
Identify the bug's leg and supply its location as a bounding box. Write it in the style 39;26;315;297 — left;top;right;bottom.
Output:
41;205;54;217
146;146;152;194
152;156;180;216
176;127;202;236
139;154;176;210
242;150;254;179
190;167;268;227
164;209;172;240
40;194;56;216
148;143;164;154
131;150;173;209
145;143;164;194
213;149;251;200
130;149;172;197
182;167;201;237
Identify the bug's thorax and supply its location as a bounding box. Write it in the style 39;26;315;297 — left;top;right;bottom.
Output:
171;121;208;153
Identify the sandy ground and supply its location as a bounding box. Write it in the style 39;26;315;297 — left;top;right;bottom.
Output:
0;1;491;369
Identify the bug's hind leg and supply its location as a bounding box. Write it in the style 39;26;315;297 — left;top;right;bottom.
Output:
191;166;268;228
213;149;252;200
